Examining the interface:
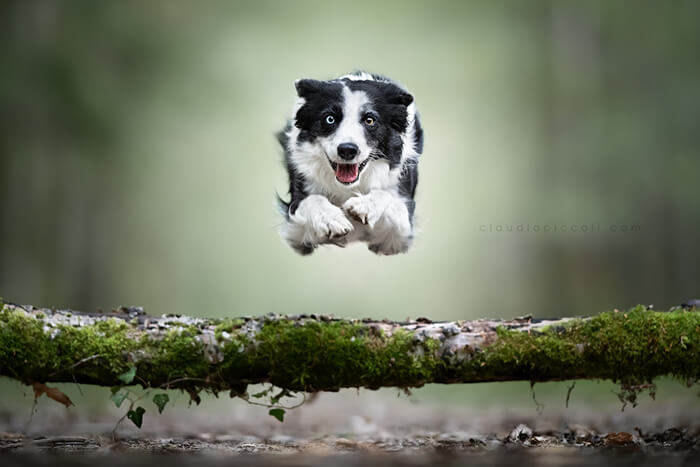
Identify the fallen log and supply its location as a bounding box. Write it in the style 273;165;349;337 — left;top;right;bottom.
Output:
1;300;698;400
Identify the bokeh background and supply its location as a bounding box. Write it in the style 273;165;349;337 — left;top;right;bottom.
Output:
1;0;700;426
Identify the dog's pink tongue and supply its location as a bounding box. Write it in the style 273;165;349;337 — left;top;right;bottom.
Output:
336;163;359;183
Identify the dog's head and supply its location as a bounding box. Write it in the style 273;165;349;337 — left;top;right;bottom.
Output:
293;75;414;186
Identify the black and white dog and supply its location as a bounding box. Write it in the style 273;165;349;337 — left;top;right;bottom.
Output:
277;72;423;255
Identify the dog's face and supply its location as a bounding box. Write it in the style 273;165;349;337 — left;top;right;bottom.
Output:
293;78;414;186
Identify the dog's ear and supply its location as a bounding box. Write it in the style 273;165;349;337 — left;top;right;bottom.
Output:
381;82;413;107
382;86;413;132
389;90;413;107
294;79;324;97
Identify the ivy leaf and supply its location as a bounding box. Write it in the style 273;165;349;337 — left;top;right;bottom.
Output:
152;393;170;414
118;365;137;385
270;389;288;404
111;391;127;408
127;406;146;428
268;408;285;423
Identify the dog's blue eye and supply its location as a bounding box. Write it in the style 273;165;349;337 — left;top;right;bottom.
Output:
325;115;335;125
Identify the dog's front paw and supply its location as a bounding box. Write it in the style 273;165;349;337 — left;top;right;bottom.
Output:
344;191;413;255
343;193;385;228
310;205;354;241
286;195;353;249
368;240;411;256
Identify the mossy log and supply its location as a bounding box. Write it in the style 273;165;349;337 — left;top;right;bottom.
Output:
1;300;699;398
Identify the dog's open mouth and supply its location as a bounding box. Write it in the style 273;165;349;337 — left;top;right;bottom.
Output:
328;158;370;184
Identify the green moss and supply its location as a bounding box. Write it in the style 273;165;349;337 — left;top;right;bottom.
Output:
0;305;212;389
214;318;244;340
135;327;210;388
229;320;441;391
467;306;700;386
0;307;139;384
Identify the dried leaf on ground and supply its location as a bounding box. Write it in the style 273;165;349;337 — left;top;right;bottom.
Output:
31;382;74;408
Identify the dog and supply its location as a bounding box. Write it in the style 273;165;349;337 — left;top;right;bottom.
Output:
277;72;423;255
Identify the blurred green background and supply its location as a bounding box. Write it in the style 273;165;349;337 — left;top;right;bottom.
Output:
1;0;700;417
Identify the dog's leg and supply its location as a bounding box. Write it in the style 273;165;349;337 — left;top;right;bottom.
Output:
281;194;354;254
343;191;413;255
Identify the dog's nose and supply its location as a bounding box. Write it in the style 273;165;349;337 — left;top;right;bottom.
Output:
337;143;359;160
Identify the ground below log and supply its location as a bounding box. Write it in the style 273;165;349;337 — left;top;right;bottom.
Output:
1;426;698;466
1;390;699;465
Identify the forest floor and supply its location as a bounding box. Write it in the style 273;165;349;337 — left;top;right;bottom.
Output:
1;387;699;465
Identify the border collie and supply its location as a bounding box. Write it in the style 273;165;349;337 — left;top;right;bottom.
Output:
277;72;423;255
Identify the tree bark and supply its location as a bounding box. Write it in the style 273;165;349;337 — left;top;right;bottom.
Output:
1;300;698;398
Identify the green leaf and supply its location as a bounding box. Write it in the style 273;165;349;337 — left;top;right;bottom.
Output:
251;390;268;399
111;392;127;408
268;408;285;423
270;389;288;404
152;393;170;414
110;386;122;395
127;406;146;428
118;365;137;384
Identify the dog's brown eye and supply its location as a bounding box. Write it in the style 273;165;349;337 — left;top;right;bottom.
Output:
364;116;375;126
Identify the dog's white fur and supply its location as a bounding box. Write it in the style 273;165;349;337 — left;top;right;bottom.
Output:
280;74;420;255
